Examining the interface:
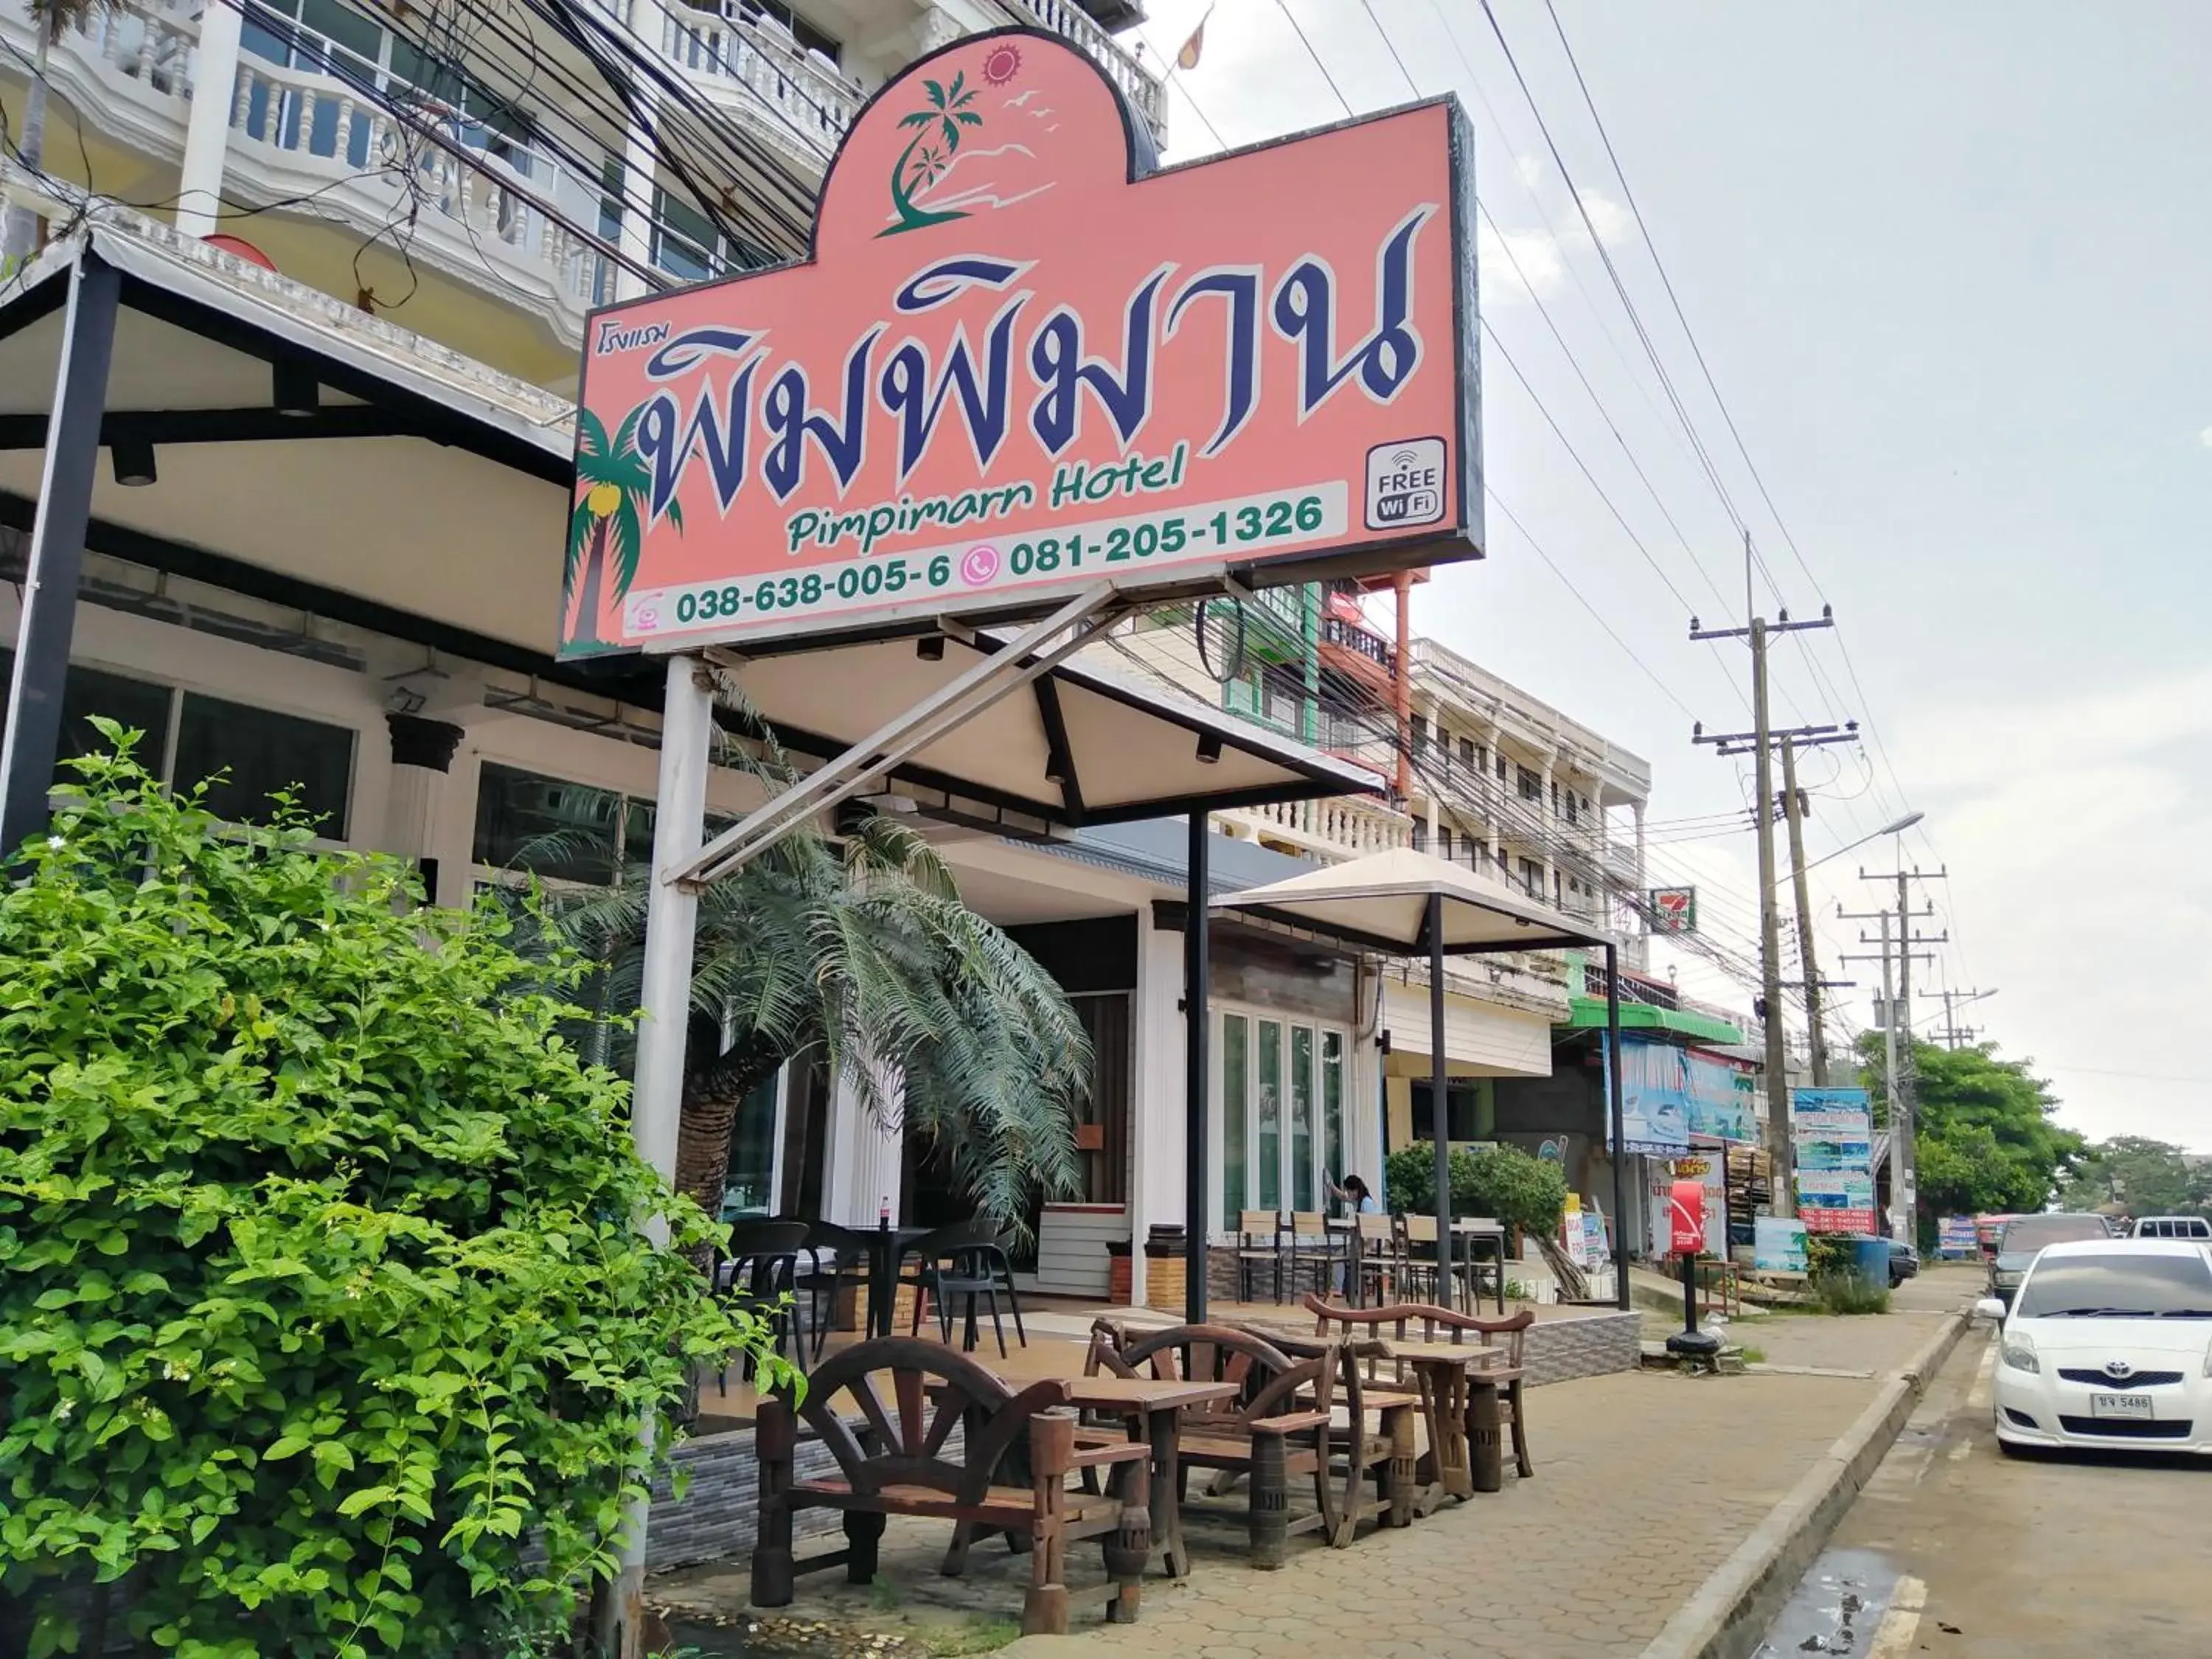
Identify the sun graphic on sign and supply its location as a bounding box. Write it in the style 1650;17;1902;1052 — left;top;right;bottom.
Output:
981;42;1022;84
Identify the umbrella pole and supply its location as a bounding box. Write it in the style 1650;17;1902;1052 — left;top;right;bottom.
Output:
1429;891;1450;1310
1606;942;1629;1310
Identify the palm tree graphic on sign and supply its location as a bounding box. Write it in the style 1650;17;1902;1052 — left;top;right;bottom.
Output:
883;71;984;237
566;406;681;650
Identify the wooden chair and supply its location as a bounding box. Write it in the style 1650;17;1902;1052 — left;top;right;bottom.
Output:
1287;1210;1338;1298
1351;1211;1397;1307
1303;1293;1537;1481
1086;1319;1408;1564
1399;1214;1451;1307
1234;1210;1287;1302
751;1337;1150;1635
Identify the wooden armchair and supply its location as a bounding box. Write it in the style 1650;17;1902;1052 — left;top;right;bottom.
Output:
1086;1318;1408;1564
1303;1294;1537;1481
751;1337;1149;1635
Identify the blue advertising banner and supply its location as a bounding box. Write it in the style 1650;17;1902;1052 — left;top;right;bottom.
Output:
1604;1037;1761;1152
1791;1087;1876;1234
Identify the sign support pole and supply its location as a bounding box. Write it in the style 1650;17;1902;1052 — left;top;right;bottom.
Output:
597;653;714;1659
1605;943;1629;1311
1183;810;1210;1323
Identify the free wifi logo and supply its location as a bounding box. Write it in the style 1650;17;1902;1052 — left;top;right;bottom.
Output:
1364;437;1446;531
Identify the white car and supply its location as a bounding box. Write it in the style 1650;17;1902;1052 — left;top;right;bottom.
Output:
1980;1239;2212;1456
2132;1217;2212;1241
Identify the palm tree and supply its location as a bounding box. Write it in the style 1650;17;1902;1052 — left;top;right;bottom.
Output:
565;406;673;650
4;0;119;268
506;686;1088;1230
883;72;983;238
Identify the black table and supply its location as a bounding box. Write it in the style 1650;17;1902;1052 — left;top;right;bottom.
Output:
864;1221;933;1338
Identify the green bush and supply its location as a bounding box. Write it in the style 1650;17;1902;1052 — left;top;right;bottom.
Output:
0;730;780;1656
1804;1232;1891;1315
1381;1141;1568;1237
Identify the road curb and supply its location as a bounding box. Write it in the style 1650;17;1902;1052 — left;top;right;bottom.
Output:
1638;1307;1972;1659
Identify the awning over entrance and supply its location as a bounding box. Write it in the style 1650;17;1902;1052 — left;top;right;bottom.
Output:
1562;997;1745;1047
0;220;1378;846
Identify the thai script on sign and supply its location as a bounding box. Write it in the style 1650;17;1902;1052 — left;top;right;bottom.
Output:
629;213;1436;530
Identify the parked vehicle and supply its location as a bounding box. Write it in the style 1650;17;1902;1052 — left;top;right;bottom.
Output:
1989;1213;2112;1307
1888;1239;1921;1287
1975;1214;2021;1259
1978;1239;2212;1456
2132;1217;2212;1241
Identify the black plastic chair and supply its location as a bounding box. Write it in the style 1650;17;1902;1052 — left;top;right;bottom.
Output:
788;1219;875;1362
902;1219;1028;1357
716;1218;810;1391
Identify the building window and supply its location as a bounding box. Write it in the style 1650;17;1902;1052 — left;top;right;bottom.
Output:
1222;1009;1347;1226
175;693;354;835
1517;765;1541;802
1495;753;1507;782
0;650;352;834
1518;857;1543;899
473;762;641;886
1412;1077;1492;1143
1459;737;1475;768
1434;723;1450;756
1409;714;1426;751
1565;790;1581;826
1437;827;1453;861
736;0;842;63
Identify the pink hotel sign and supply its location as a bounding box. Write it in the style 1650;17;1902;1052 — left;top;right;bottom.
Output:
562;28;1481;658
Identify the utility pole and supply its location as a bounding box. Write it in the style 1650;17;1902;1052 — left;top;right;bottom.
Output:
1935;987;1997;1050
1840;900;1940;1242
1691;554;1851;1219
1780;737;1829;1085
1857;863;1944;1242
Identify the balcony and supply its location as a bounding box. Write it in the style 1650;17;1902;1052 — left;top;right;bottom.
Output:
1;0;1165;354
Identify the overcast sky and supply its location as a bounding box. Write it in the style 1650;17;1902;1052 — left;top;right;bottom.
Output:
1124;0;2212;1150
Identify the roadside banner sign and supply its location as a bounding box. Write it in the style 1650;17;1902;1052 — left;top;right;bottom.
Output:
1754;1216;1808;1273
563;27;1481;658
1669;1179;1705;1255
1938;1215;1978;1258
1790;1086;1876;1234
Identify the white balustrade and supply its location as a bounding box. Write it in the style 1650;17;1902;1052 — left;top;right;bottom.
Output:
1004;0;1166;136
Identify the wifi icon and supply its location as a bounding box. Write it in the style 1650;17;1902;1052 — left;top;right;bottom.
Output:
1366;437;1447;532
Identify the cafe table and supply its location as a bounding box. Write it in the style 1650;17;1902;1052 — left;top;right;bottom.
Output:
1449;1220;1509;1315
1064;1373;1242;1578
1375;1338;1503;1504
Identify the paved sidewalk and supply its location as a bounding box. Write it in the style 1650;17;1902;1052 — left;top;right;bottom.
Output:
653;1270;1977;1659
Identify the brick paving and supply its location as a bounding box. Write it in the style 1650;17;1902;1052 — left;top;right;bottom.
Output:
654;1271;1976;1659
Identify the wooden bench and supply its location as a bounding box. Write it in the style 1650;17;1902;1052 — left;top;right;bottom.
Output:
1303;1294;1536;1488
751;1337;1150;1635
1087;1319;1413;1564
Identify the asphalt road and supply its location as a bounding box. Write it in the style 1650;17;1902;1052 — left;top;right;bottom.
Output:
1756;1315;2211;1659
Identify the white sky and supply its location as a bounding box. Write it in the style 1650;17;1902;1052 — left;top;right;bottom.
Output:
1120;0;2212;1151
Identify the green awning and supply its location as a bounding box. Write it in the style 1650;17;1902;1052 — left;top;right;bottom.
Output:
1562;998;1745;1046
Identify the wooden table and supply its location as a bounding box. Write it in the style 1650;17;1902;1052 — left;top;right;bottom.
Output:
1065;1374;1241;1579
1377;1338;1504;1503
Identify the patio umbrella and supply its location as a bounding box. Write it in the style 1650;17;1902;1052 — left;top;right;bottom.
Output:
1212;846;1630;1310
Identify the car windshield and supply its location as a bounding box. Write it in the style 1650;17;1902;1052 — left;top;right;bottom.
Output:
2000;1215;2108;1252
2014;1252;2212;1319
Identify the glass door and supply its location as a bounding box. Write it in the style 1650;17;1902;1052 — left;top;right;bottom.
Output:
1220;1010;1347;1228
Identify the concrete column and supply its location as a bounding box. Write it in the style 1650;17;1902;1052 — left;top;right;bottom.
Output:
175;0;245;240
382;714;462;905
1595;794;1612;927
822;1067;905;1228
1539;759;1557;905
1127;916;1186;1302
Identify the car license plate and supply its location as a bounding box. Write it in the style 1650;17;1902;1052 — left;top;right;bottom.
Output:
2090;1392;2154;1419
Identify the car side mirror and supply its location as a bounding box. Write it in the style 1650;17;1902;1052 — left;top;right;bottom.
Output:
1972;1297;2006;1323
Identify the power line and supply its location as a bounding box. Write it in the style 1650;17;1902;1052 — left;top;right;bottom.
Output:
1270;0;1356;119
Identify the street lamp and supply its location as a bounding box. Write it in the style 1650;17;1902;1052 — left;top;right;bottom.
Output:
1776;810;1924;885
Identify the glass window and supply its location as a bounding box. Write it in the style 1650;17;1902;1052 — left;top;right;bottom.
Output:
1409;714;1425;749
2015;1251;2212;1319
722;1070;782;1219
1290;1026;1315;1211
1412;1078;1489;1142
174;693;353;834
0;650;176;782
1321;1031;1345;1191
1255;1020;1282;1211
1222;1014;1249;1220
1458;737;1475;768
472;762;623;883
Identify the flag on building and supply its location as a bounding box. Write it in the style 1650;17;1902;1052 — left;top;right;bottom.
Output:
1177;4;1214;70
